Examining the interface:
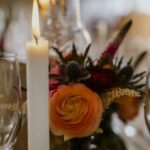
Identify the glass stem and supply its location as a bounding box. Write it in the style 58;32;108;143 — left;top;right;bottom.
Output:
67;0;82;28
66;0;91;47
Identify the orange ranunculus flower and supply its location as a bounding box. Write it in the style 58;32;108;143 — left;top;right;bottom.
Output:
49;83;103;139
116;96;140;121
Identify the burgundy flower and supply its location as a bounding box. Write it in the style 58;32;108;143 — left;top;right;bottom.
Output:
86;67;120;93
65;53;73;61
101;40;120;58
49;65;61;96
101;20;132;59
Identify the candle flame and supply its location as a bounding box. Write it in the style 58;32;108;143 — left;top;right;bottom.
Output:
32;0;40;38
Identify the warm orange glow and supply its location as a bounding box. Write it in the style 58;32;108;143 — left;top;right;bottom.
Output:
50;0;56;5
38;0;49;9
32;0;40;38
61;0;65;11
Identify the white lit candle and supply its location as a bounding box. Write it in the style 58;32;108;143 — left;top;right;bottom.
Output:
26;0;49;150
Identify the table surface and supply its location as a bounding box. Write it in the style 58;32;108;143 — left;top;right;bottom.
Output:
14;108;150;150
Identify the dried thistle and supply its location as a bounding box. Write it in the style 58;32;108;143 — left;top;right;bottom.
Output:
101;88;140;109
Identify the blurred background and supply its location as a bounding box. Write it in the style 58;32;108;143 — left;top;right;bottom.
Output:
0;0;150;150
0;0;150;62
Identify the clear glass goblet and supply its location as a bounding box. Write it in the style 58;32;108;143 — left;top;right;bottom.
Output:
144;71;150;133
0;52;22;150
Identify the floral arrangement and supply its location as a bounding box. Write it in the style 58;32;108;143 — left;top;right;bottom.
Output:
49;20;146;141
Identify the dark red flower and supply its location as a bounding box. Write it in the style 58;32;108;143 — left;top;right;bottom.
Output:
49;65;61;96
101;20;132;59
86;67;120;93
101;40;120;58
65;53;73;61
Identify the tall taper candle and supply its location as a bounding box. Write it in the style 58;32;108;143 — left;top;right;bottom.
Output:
26;0;49;149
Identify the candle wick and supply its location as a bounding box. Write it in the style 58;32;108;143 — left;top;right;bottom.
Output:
34;35;38;45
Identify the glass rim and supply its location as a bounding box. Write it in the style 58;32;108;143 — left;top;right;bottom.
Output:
0;51;17;59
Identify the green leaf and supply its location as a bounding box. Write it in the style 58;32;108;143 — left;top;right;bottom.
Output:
72;43;78;61
129;76;145;85
52;47;66;63
114;57;118;67
127;57;133;65
83;44;91;62
116;56;124;71
132;71;146;79
133;51;147;68
118;20;132;41
87;57;93;67
134;84;145;89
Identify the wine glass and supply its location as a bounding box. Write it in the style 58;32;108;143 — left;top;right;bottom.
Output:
0;52;22;150
144;70;150;133
67;0;91;52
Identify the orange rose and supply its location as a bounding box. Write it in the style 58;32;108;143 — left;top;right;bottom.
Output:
49;84;103;139
117;96;140;121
